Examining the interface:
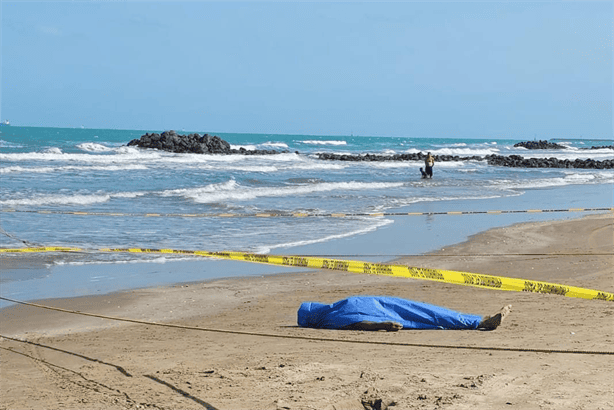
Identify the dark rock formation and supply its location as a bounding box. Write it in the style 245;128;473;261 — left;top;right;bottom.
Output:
583;145;614;150
127;130;230;153
127;130;288;155
315;152;483;163
484;154;613;169
513;140;566;149
127;131;612;168
314;152;613;169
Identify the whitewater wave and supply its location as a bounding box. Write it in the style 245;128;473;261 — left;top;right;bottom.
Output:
161;180;404;204
489;171;612;190
223;165;279;172
398;147;497;156
0;164;149;174
0;194;112;207
77;142;114;152
194;161;345;172
514;150;614;161
373;193;508;211
427;147;500;156
262;142;289;149
0;140;23;148
301;140;347;146
0;191;148;207
0;147;155;163
55;255;205;266
289;162;346;170
228;141;289;150
366;160;477;169
257;217;393;254
230;144;257;150
1;166;58;174
44;147;63;154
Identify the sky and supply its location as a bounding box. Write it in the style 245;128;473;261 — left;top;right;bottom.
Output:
1;1;612;139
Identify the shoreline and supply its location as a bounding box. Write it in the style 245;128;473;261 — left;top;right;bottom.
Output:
1;212;612;409
2;183;612;307
1;212;612;335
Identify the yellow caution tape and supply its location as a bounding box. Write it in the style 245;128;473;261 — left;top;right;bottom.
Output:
2;246;612;302
0;207;611;219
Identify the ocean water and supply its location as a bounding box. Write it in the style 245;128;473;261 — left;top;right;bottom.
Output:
1;126;612;303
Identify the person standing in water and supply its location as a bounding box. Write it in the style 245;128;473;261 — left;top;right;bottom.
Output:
420;152;435;178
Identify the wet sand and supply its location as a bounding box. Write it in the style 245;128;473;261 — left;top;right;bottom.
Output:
1;213;613;410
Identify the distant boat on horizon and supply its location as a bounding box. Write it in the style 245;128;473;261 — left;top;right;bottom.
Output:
0;119;10;126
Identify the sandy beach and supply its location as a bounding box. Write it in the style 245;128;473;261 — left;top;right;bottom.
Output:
1;213;613;410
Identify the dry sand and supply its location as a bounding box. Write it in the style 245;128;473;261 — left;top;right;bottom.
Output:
1;213;613;410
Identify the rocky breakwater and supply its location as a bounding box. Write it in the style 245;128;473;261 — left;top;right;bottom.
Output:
315;152;613;169
484;154;613;169
513;140;566;149
582;145;614;150
316;152;483;163
127;130;288;155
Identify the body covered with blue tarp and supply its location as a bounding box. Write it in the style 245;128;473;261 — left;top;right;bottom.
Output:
297;296;483;330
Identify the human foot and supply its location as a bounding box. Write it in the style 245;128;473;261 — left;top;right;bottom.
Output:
478;305;512;330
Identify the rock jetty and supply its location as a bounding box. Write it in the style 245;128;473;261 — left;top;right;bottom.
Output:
127;130;288;155
126;131;612;169
583;145;614;150
316;152;484;163
513;140;566;149
484;154;612;169
314;152;613;169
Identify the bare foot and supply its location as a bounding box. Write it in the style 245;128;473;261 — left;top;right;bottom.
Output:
343;321;403;332
478;305;512;330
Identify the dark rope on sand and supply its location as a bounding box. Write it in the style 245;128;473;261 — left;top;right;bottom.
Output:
1;296;612;356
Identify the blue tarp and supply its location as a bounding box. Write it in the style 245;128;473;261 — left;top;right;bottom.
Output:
297;296;483;330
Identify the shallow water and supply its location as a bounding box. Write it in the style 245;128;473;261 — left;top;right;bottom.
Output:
1;127;612;305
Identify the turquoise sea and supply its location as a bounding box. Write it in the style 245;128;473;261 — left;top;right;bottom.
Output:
1;126;612;304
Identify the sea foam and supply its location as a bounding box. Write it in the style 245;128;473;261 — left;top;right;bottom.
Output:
161;180;404;204
301;140;348;146
77;142;114;152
